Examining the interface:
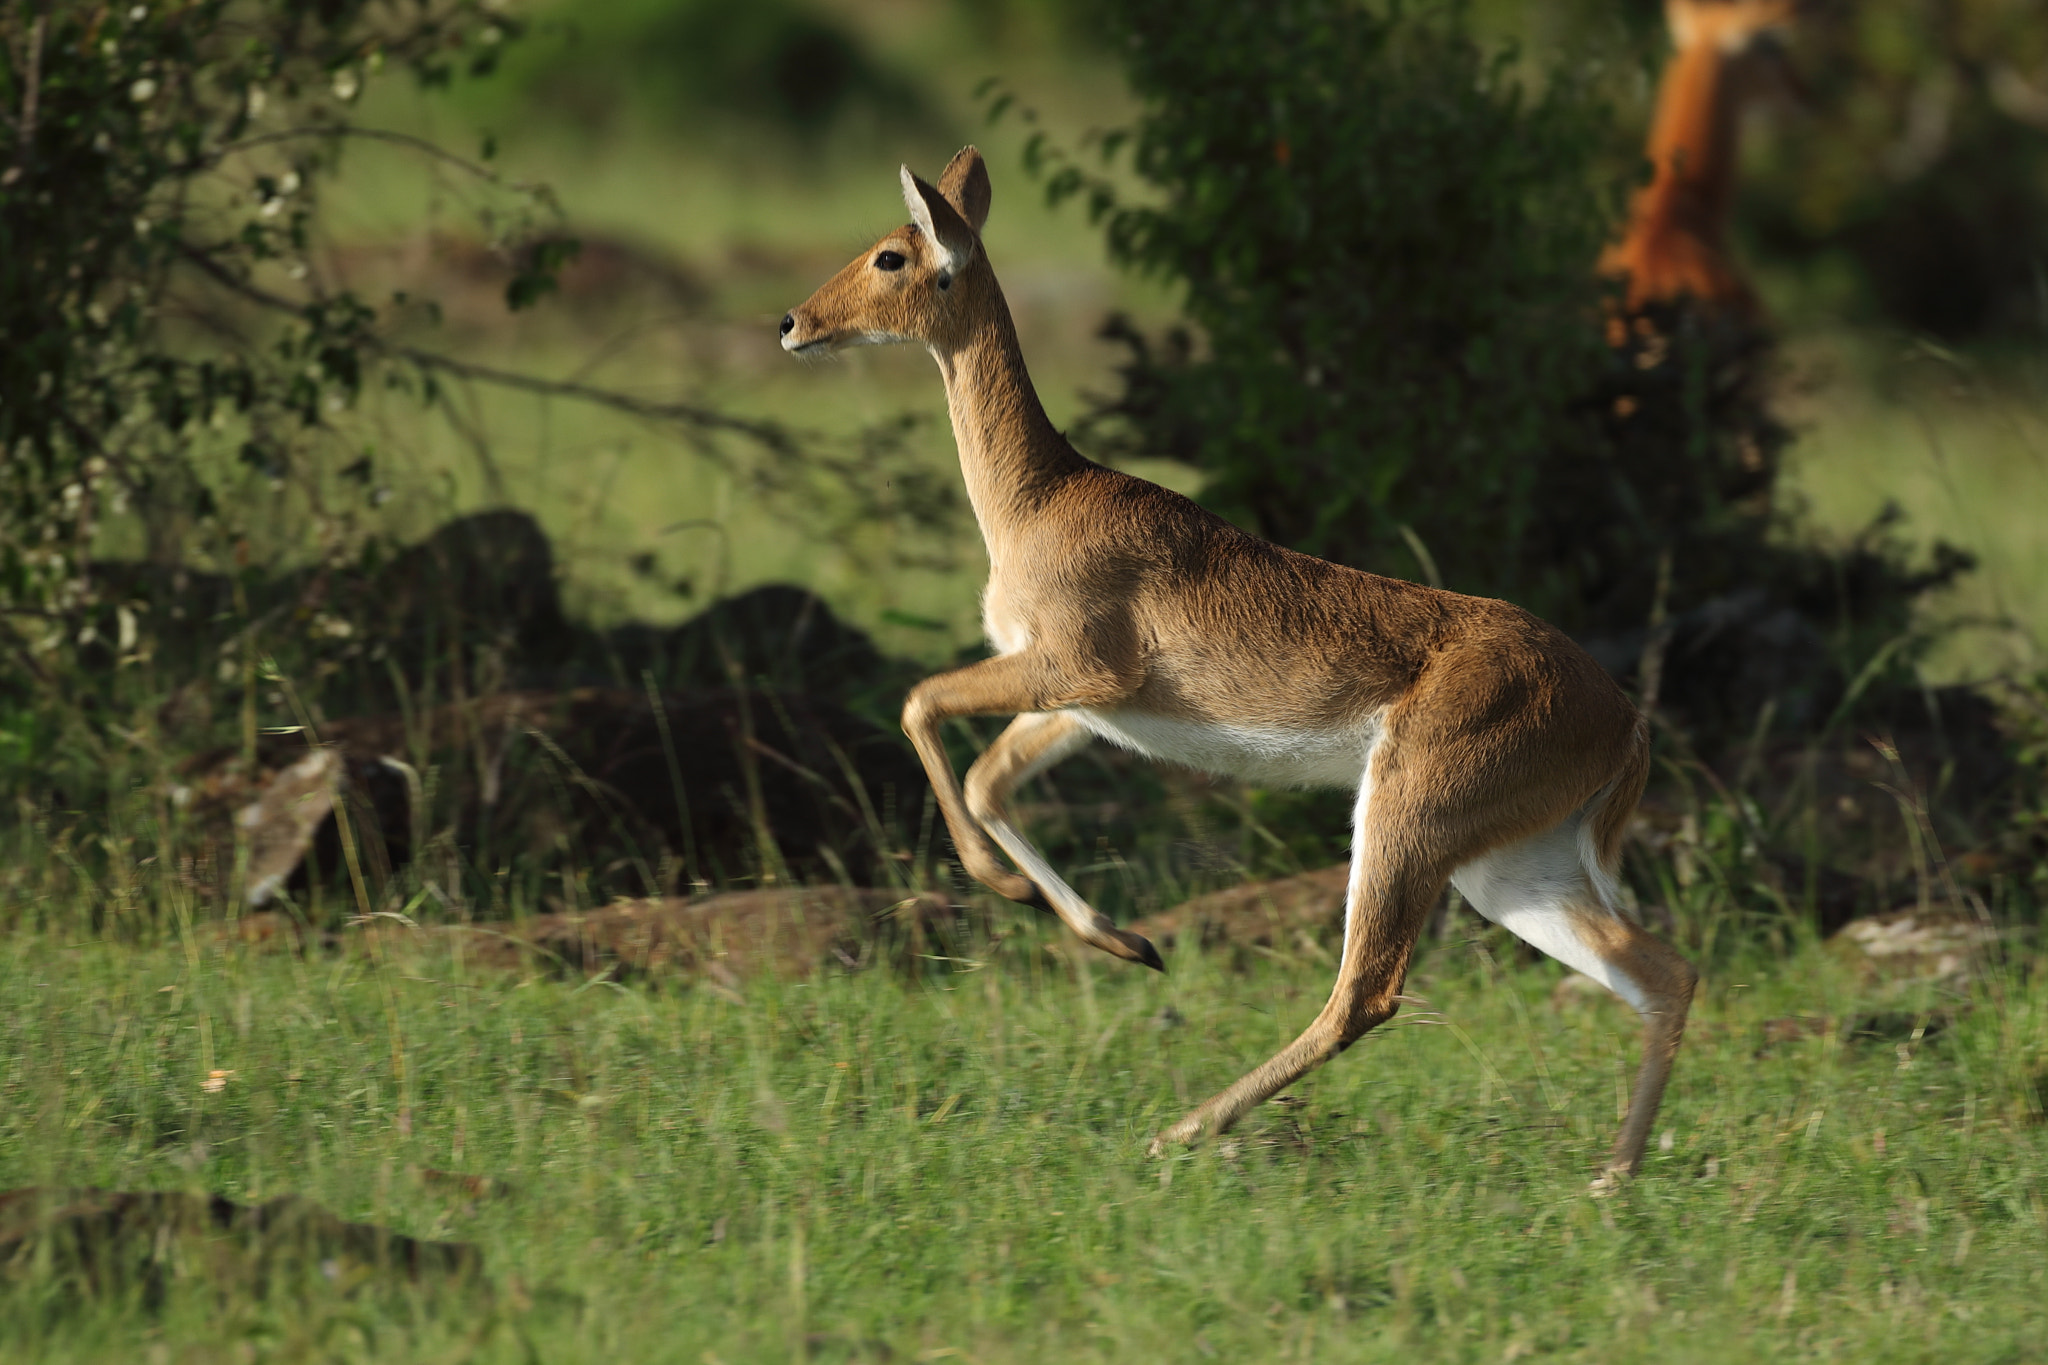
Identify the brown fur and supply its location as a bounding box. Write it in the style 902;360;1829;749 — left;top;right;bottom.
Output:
781;148;1695;1179
1599;0;1800;318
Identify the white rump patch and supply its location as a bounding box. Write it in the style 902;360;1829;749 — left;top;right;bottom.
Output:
1451;818;1651;1016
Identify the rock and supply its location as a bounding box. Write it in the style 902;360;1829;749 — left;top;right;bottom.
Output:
177;683;929;906
237;749;342;906
446;886;966;983
226;885;973;985
1832;907;2003;987
1127;866;1349;953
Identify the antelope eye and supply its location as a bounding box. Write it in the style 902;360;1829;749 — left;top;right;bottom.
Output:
873;250;906;272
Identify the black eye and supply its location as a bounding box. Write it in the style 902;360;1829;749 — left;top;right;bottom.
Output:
873;250;905;272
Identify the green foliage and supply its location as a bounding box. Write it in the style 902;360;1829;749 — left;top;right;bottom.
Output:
461;0;931;139
0;2;960;833
1746;0;2048;339
1063;0;1617;595
0;1;546;769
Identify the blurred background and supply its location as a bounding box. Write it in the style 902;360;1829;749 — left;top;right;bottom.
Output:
310;0;2048;675
4;0;2046;933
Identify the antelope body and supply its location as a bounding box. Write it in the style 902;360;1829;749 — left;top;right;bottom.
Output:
781;149;1696;1178
1600;0;1800;318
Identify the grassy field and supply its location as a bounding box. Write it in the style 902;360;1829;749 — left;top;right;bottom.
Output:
1776;333;2048;682
2;905;2042;1362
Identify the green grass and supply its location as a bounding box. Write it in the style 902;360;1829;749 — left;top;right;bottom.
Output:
4;911;2043;1361
1778;332;2048;682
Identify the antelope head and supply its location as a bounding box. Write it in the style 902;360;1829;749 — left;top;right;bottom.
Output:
779;147;993;357
1667;0;1799;56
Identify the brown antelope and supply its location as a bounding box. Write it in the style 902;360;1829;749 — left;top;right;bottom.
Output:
1600;0;1800;319
779;149;1696;1180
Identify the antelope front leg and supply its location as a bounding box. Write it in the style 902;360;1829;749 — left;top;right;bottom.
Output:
1150;777;1440;1154
966;712;1161;970
901;655;1158;964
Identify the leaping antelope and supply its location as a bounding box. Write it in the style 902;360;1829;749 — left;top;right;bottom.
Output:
780;149;1696;1180
1600;0;1801;319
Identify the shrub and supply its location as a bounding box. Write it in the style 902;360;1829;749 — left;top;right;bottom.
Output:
1066;0;1616;605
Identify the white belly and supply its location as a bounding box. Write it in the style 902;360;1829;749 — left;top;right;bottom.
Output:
1070;707;1376;789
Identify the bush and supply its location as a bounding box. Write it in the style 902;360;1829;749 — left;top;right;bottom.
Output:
1744;0;2048;340
1069;0;1615;604
0;1;545;788
0;3;954;824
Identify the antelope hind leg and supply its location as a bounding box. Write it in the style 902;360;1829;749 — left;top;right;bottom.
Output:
966;712;1161;970
1452;825;1696;1187
1583;915;1695;1188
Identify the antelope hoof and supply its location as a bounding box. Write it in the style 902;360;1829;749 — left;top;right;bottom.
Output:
1589;1166;1632;1198
1114;928;1166;973
1147;1114;1206;1158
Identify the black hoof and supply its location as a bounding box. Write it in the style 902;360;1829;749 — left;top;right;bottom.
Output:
1125;932;1166;974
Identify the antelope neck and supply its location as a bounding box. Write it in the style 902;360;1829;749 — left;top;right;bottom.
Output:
1641;40;1741;236
929;281;1086;539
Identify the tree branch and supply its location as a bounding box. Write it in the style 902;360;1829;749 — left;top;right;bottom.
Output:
174;243;803;454
4;8;45;184
211;124;536;193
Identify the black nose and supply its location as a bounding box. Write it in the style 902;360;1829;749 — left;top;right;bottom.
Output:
779;312;795;337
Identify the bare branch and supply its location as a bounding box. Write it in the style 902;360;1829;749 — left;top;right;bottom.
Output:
387;346;802;453
210;124;535;193
173;243;802;454
4;8;45;183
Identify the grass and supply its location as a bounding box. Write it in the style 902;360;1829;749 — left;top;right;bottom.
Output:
1777;331;2048;683
3;904;2043;1361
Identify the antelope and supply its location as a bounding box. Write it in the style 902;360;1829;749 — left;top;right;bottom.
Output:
779;148;1696;1181
1600;0;1801;319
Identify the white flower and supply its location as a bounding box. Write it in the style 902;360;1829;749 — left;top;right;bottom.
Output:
279;170;300;195
331;69;360;102
129;77;157;102
129;5;148;21
260;197;283;218
247;86;267;118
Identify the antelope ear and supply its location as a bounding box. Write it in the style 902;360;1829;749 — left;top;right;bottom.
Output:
900;165;976;274
937;146;991;235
